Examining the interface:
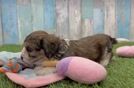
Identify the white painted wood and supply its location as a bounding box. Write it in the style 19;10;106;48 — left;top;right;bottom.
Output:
81;19;93;37
56;0;69;39
69;0;81;40
104;0;117;38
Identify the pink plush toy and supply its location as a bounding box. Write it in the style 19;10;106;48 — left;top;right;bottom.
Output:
6;56;107;88
116;46;134;57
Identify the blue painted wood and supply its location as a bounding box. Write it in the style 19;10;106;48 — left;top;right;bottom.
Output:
17;0;33;43
82;0;93;19
44;0;56;33
93;0;104;34
31;0;44;31
116;0;131;39
0;1;3;45
81;0;94;37
0;0;133;44
130;0;134;41
93;9;104;34
1;0;19;44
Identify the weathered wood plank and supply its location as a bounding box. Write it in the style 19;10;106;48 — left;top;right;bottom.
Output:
81;19;93;37
1;0;19;44
116;0;131;39
104;0;116;38
17;0;33;44
82;0;93;19
44;0;56;33
56;0;69;39
0;1;3;45
93;0;104;34
69;0;81;40
81;0;93;37
130;0;134;41
31;0;44;31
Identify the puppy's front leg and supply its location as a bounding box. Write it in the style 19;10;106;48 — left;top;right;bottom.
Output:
100;47;113;67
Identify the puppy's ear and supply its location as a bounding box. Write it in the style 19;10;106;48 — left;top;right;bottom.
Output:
41;35;60;58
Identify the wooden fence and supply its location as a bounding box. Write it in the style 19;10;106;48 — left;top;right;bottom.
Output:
0;0;134;45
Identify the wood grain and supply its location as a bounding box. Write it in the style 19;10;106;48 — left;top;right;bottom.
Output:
1;0;19;44
130;0;134;41
56;0;69;39
116;0;131;39
69;0;81;40
81;0;93;37
93;0;104;34
0;1;3;45
104;0;116;38
31;0;44;31
17;0;33;44
0;0;133;44
44;0;56;33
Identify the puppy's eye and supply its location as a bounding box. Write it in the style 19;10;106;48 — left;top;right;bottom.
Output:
26;47;33;52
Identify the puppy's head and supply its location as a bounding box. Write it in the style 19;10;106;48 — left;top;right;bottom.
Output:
23;31;62;60
23;31;48;59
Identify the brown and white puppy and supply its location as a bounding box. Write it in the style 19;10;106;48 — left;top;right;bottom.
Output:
41;33;117;66
22;31;117;67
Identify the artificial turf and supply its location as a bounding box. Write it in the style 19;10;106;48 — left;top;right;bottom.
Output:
0;42;134;88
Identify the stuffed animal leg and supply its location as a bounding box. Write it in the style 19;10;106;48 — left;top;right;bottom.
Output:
0;58;58;73
0;58;22;73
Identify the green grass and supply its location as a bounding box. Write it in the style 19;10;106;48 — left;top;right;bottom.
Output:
0;42;134;88
0;45;23;52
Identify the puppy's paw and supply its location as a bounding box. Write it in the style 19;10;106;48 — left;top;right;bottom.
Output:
34;67;56;76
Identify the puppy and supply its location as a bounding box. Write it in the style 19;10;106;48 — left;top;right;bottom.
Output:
22;31;117;67
41;33;117;66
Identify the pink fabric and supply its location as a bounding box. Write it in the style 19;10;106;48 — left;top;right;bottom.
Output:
116;46;134;57
58;57;107;84
56;57;72;75
5;56;107;87
6;72;64;88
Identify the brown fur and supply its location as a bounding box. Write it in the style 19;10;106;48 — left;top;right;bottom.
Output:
23;31;117;67
23;31;48;59
41;34;117;66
